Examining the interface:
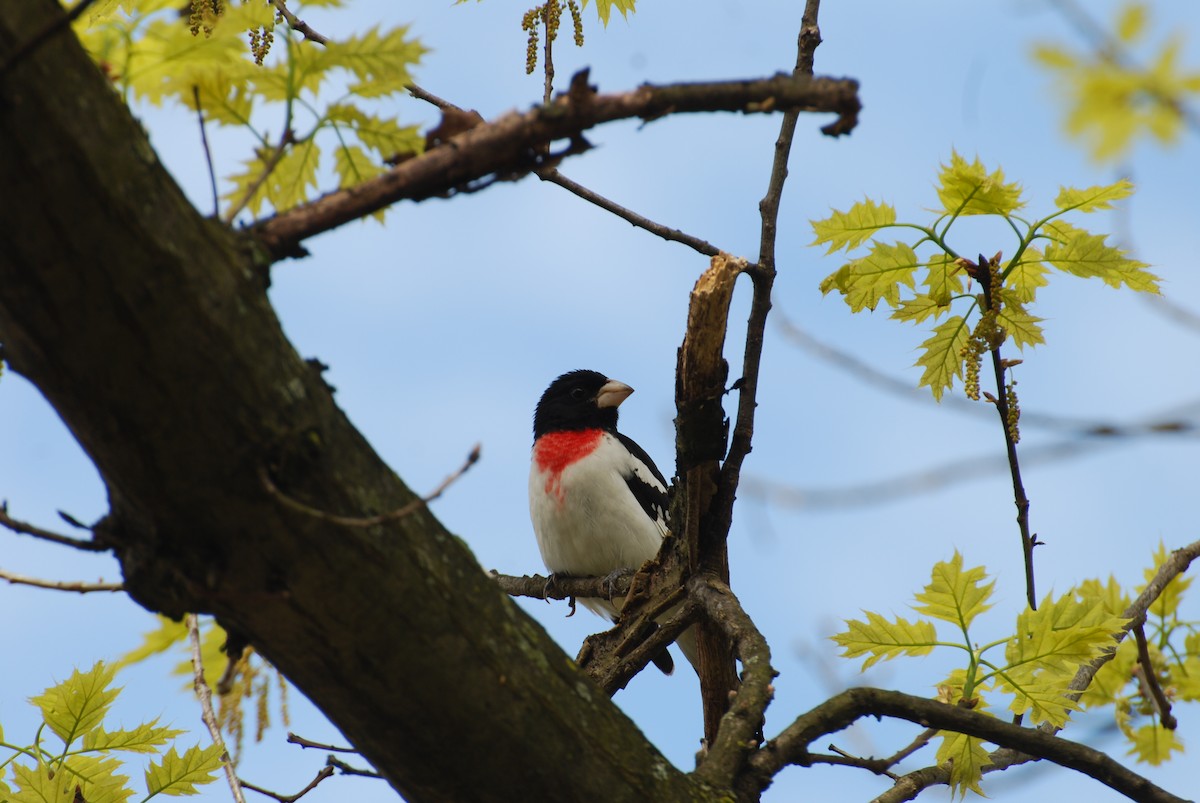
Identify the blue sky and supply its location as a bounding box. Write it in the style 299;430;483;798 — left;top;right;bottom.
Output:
2;0;1199;800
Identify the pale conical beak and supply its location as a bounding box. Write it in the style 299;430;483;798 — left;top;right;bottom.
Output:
596;379;634;409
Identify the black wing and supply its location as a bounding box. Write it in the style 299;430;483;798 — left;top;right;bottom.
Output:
615;432;670;529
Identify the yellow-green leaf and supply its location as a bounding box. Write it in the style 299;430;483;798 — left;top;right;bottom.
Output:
1116;3;1149;43
827;241;920;312
333;144;388;190
1043;227;1160;293
912;551;994;632
995;294;1045;351
1126;723;1184;766
321;24;426;98
915;315;969;401
831;611;937;670
59;755;131;803
585;0;637;26
1143;541;1192;619
116;615;188;670
890;293;945;325
144;744;225;797
1054;179;1134;213
936;730;991;797
936;150;1024;217
326;104;423;160
1080;638;1137;708
924;252;964;306
83;720;186;754
809;198;896;254
30;662;120;746
1004;250;1049;303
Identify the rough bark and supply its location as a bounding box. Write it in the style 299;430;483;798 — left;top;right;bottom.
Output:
0;4;705;801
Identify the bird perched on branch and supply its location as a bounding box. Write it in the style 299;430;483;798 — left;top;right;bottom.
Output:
529;369;697;674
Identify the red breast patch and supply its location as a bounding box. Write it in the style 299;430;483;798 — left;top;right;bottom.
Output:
534;429;603;500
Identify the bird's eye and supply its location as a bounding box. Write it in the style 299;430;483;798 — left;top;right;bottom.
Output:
569;387;587;400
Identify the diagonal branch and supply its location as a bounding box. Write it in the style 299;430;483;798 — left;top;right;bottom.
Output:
253;71;859;260
745;687;1187;803
538;168;721;258
690;576;776;790
0;502;107;551
0;568;122;593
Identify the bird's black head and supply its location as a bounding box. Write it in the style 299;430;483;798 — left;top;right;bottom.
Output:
533;369;634;439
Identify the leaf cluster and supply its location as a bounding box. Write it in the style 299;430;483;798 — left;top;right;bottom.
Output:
117;615;290;764
1032;2;1200;163
1080;542;1200;767
0;662;224;803
73;0;426;220
810;151;1159;400
833;551;1137;796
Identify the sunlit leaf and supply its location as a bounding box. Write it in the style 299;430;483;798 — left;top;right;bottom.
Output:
831;611;938;670
809;198;897;254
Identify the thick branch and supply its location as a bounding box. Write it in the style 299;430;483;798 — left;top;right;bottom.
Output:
253;72;859;259
746;687;1187;803
690;576;775;790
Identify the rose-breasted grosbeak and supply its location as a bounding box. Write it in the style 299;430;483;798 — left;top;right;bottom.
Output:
529;369;696;675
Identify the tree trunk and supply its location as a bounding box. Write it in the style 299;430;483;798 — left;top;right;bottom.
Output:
0;4;704;801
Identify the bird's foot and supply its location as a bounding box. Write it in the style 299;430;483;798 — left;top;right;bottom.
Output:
600;567;635;601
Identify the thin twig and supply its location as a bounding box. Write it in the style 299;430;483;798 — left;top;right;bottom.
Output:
775;306;1200;436
240;766;334;803
186;614;247;803
976;256;1038;610
267;0;329;45
824;744;899;779
0;0;101;78
882;727;937;768
542;4;554;105
286;733;358;753
193;85;220;217
0;568;122;593
1132;619;1178;730
406;83;462;113
325;756;381;779
260;443;479;528
0;503;107;551
539;169;720;257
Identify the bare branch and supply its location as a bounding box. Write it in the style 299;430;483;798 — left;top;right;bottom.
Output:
325;755;382;779
186;614;247;803
191;85;220;218
538;169;721;258
1133;620;1178;731
491;570;630;602
0;502;107;551
260;444;479;528
267;0;329;46
747;687;1187;802
775;307;1200;436
0;568;122;593
406;83;462;113
286;733;357;753
254;71;860;259
240;767;335;803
